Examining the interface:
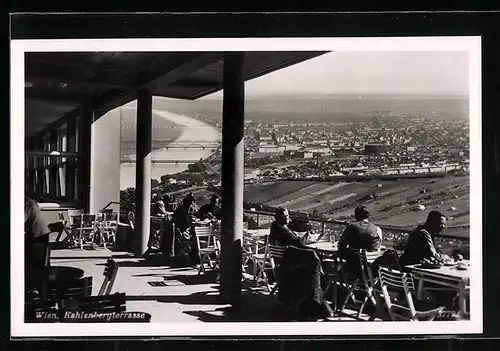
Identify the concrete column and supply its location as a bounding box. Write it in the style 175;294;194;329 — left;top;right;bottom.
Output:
66;117;77;202
134;88;153;257
219;52;245;302
79;105;94;212
49;130;58;198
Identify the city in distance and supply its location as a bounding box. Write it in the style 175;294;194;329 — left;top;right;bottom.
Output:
120;93;470;254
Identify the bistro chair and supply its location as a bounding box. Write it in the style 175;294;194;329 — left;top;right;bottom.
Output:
194;226;219;275
378;267;445;321
338;249;379;319
63;209;84;247
148;216;164;251
321;256;344;313
268;244;288;297
98;259;119;296
100;212;118;248
76;214;99;250
251;236;271;290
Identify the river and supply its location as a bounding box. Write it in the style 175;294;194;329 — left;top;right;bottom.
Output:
119;107;221;190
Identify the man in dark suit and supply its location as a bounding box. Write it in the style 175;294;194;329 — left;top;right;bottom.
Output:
399;211;451;266
269;207;310;248
338;206;382;276
195;194;221;221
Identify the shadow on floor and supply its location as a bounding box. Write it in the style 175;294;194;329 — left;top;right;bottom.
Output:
52;254;135;260
125;291;227;305
182;292;290;322
95;256;172;267
162;272;219;286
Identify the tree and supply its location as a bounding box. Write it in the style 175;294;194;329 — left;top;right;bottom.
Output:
120;187;136;214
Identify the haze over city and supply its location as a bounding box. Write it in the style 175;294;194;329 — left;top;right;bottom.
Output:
203;51;470;99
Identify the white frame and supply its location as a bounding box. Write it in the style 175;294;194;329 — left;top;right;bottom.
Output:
11;36;482;336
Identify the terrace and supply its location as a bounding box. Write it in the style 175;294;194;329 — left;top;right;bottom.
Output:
22;49;470;326
34;203;470;324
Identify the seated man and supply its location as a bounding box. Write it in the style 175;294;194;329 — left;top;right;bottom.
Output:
338;206;382;275
169;194;199;264
151;195;167;217
195;194;221;221
399;211;451;266
269;207;310;248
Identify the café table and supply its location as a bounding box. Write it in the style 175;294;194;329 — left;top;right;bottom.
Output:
305;242;385;264
243;229;269;255
405;260;470;318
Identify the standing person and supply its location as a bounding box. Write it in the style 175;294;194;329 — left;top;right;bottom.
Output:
399;211;451;266
25;197;51;298
338;206;382;274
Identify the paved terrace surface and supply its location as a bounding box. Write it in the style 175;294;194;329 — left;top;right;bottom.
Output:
50;247;371;323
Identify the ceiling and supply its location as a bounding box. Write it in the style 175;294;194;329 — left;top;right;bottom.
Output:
24;51;328;139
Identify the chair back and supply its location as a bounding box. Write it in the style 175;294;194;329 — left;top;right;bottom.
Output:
194;226;217;251
267;244;287;269
357;249;377;287
68;209;84;227
57;211;66;224
80;214;97;229
104;212;118;222
378;267;417;320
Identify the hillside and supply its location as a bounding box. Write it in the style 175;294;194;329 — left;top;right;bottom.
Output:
150;95;468;122
243;176;470;238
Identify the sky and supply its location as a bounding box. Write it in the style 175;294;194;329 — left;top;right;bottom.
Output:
204;51;469;98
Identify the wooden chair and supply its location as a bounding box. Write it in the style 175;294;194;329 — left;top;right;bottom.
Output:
194;226;219;275
321;256;344;313
64;209;84;247
268;244;288;297
101;212;118;248
338;249;379;319
98;259;119;296
378;267;445;321
76;214;98;250
148;216;164;251
251;236;271;290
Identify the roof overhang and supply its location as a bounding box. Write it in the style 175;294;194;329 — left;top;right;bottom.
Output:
24;51;329;139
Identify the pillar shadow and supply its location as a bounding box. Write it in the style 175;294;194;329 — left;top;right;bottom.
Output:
181;292;290;322
125;291;227;305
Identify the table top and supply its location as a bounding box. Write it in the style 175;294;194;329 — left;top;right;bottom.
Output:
243;229;270;238
306;241;338;252
406;260;470;284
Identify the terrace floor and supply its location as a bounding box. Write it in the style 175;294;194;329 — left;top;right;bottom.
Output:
50;247;375;323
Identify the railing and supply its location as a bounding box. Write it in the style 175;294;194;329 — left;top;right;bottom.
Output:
242;208;470;256
101;201;121;212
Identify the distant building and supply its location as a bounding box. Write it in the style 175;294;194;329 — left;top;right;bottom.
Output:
296;151;314;159
364;144;389;155
258;145;281;154
284;144;300;151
